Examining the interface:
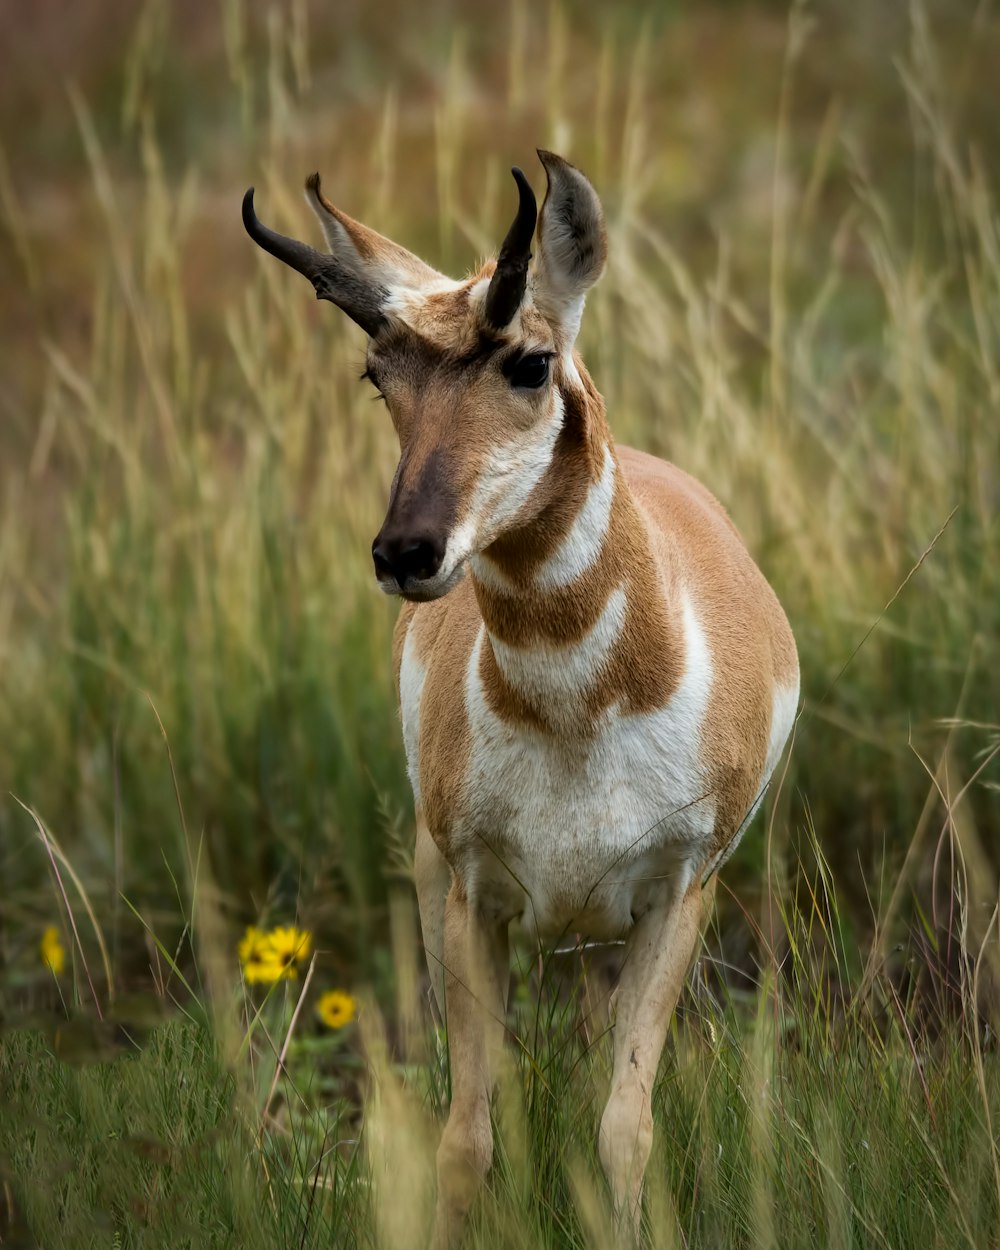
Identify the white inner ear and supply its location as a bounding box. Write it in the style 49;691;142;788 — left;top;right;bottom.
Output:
303;186;372;284
303;183;447;295
532;166;606;348
532;207;589;340
314;214;365;271
531;273;587;349
538;216;593;299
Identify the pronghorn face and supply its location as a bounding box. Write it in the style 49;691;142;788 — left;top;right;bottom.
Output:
243;150;607;600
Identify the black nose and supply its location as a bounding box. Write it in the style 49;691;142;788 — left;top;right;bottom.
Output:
372;534;444;586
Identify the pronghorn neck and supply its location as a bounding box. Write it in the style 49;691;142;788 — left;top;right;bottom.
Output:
469;368;679;735
477;367;615;582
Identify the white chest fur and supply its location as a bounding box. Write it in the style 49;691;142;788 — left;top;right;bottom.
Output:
401;591;722;939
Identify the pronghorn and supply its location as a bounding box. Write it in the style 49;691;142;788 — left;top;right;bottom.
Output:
243;151;799;1245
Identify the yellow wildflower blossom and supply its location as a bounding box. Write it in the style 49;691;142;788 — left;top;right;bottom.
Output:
316;989;357;1029
244;954;284;984
265;926;312;980
239;924;312;985
238;925;266;966
239;925;278;984
41;926;66;975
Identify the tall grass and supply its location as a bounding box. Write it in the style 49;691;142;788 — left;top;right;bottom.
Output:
2;0;998;959
1;1;999;1246
3;869;999;1248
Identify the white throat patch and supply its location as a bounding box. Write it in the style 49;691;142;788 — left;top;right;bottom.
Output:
534;443;615;590
488;584;627;728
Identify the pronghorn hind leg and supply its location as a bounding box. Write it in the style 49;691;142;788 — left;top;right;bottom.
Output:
415;815;451;1018
599;877;706;1243
580;943;625;1049
433;882;509;1249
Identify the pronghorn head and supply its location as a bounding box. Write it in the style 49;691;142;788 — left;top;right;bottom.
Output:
243;151;607;601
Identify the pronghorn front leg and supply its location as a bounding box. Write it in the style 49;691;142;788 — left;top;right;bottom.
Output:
414;815;450;1018
599;877;707;1242
433;881;509;1249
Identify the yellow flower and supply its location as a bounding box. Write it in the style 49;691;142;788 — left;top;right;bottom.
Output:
316;989;356;1030
238;924;312;986
41;926;66;975
242;955;281;984
263;926;312;980
238;925;266;966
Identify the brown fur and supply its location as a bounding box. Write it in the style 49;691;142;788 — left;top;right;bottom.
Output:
368;296;561;560
621;446;797;851
252;152;798;1246
393;362;796;859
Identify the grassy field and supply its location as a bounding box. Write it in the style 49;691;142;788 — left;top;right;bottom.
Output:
2;0;1000;1245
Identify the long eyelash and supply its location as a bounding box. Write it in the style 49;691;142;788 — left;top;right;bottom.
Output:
359;368;387;405
359;367;386;399
502;349;556;379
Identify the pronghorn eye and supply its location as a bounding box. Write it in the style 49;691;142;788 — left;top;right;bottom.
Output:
508;353;551;390
360;366;386;401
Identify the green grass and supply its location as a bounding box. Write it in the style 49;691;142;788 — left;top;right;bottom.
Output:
2;0;1000;1245
4;944;1000;1248
2;0;999;941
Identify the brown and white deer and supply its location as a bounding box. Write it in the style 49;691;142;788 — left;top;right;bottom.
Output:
243;151;799;1245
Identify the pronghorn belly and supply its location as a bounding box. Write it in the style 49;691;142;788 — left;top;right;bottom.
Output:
457;705;718;941
468;827;704;941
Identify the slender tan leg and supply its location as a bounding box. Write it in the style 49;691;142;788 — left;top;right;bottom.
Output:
599;879;706;1242
415;816;451;1018
433;883;509;1249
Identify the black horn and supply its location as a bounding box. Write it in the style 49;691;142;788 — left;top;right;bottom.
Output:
482;167;537;329
241;187;386;337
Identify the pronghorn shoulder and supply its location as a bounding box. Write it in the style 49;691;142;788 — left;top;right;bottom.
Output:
616;443;786;638
616;445;743;546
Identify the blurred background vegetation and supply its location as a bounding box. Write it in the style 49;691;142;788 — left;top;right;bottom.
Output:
1;1;1000;1244
3;0;997;985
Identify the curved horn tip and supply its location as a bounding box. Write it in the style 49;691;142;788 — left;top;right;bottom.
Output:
511;165;533;193
241;187;258;231
482;164;538;329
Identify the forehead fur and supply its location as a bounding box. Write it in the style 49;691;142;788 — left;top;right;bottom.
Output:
381;263;554;356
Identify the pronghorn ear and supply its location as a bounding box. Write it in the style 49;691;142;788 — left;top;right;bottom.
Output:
531;151;608;343
304;173;444;292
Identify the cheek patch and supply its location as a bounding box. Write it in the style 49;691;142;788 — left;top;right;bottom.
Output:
442;392;565;571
